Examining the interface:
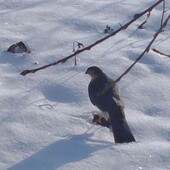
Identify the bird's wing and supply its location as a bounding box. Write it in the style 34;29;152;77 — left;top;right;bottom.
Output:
107;78;125;107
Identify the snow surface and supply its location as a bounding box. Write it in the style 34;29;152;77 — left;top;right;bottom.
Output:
0;0;170;170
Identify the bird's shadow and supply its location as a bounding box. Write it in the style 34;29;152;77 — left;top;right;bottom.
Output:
8;133;113;170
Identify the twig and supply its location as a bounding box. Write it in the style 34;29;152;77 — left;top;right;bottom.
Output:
38;104;54;110
20;0;164;76
94;14;170;95
161;0;166;27
138;11;151;29
152;48;170;58
114;14;170;83
165;7;170;13
73;41;84;66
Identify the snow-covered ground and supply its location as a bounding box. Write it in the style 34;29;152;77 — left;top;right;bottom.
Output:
0;0;170;169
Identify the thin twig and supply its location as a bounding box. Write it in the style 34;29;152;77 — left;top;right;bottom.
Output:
20;0;164;76
165;7;170;13
38;104;54;110
152;48;170;58
114;14;170;83
138;11;151;29
161;0;166;26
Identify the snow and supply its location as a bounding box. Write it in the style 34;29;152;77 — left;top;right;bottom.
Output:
0;0;170;169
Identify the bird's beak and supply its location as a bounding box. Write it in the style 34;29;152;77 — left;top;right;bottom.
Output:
85;70;88;74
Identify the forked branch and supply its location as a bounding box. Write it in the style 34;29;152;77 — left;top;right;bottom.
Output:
114;14;170;83
20;0;164;76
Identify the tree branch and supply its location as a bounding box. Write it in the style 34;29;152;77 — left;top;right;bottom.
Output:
98;14;170;95
114;14;170;83
20;0;164;76
138;11;151;29
160;0;166;27
152;48;170;58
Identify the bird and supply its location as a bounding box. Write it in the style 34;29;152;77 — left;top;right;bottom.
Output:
85;66;135;143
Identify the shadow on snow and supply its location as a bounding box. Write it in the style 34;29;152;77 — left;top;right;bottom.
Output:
8;133;112;170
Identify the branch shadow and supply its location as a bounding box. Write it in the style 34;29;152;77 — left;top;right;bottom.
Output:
8;133;112;170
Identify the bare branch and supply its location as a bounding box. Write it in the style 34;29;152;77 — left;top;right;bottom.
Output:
165;7;170;13
114;14;170;83
99;13;169;95
152;48;170;58
20;0;164;76
138;11;151;29
160;0;166;27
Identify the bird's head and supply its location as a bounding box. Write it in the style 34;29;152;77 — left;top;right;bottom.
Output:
85;66;103;79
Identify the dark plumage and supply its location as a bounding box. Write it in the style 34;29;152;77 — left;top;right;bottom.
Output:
86;66;135;143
